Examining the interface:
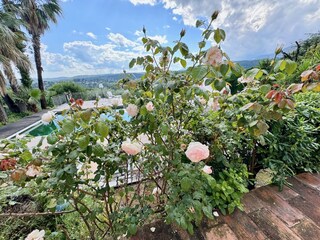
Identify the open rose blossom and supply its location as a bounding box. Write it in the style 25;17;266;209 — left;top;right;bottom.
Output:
41;111;55;125
26;165;41;177
25;229;45;240
185;142;210;162
204;46;223;67
121;140;142;155
146;101;154;111
202;165;213;174
126;104;139;117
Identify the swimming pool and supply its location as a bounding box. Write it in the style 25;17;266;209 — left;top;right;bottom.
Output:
26;111;130;137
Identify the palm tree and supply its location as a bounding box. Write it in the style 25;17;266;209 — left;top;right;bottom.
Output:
18;0;62;109
0;8;30;113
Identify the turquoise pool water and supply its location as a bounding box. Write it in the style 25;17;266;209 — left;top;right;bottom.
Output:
28;112;130;137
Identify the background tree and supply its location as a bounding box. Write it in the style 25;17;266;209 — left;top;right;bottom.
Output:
0;7;30;113
18;0;62;109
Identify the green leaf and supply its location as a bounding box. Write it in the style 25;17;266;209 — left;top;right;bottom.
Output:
95;122;109;138
128;224;137;236
129;58;136;68
93;145;104;157
179;43;189;56
213;79;226;91
78;135;90;150
80;110;92;123
198;41;206;49
181;177;191;192
202;205;214;219
259;84;271;94
47;198;57;209
190;66;208;81
62;119;75;134
285;60;297;74
220;64;229;76
20;150;32;162
196;20;204;28
47;134;58;145
205;78;214;85
214;29;221;43
180;59;187;68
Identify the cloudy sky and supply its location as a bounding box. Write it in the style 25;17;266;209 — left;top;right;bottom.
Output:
28;0;320;78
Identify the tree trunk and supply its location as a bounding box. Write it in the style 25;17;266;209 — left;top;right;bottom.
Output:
0;103;8;124
2;94;20;113
32;34;47;109
4;63;19;94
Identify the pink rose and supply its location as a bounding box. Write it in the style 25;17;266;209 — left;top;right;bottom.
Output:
26;165;41;177
121;140;142;155
185;142;210;162
126;104;139;117
204;46;223;67
146;101;154;111
202;165;213;174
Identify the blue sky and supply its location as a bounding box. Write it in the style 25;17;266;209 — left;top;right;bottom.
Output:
30;0;320;78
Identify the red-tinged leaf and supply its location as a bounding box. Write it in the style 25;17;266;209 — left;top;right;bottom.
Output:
278;99;286;108
274;92;282;103
265;90;276;99
286;99;295;109
287;83;303;94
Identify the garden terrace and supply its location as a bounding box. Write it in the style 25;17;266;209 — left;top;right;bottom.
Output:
133;173;320;240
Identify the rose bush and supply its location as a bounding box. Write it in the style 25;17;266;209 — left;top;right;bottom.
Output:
0;11;319;239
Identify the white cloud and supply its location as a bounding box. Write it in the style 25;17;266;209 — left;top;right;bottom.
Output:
86;32;97;39
163;25;170;29
105;27;111;31
107;33;139;47
172;16;178;21
153;0;320;60
130;0;157;6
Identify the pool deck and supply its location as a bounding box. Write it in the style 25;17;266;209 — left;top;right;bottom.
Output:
0;98;123;139
0;110;49;139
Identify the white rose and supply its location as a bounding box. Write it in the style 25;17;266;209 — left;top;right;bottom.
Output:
146;102;154;111
137;133;151;144
204;46;223;67
25;229;45;240
152;187;161;195
185;142;210;162
121;139;142;155
126;104;139;117
41;111;55;125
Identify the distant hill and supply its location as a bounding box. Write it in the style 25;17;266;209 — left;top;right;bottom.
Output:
236;59;261;69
